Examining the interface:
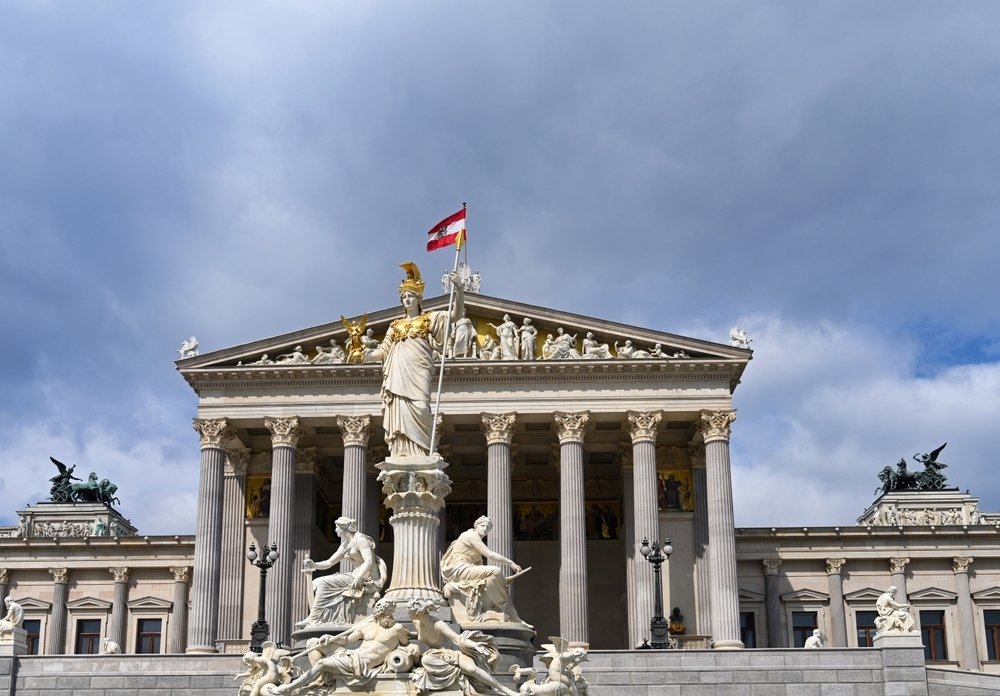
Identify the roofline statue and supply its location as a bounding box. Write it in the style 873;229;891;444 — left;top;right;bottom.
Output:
876;443;949;495
48;457;120;506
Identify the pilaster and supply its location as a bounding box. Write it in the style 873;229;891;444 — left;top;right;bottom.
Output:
108;567;130;649
483;412;517;570
825;558;847;647
47;568;69;654
169;567;190;653
889;557;910;603
627;410;661;649
263;415;301;648
953;556;979;670
763;559;785;647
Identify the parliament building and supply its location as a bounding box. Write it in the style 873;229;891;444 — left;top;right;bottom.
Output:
2;279;1000;694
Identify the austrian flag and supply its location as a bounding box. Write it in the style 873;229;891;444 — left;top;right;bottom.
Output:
426;208;467;252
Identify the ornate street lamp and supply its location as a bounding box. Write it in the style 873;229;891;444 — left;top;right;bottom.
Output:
639;537;673;649
246;541;279;653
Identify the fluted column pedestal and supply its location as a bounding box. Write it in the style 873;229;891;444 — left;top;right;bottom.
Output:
188;418;231;653
763;560;785;647
47;568;69;654
555;411;590;647
628;411;661;647
219;449;249;640
108;567;130;649
954;557;979;670
264;416;301;648
702;410;743;649
169;567;190;653
826;558;847;647
483;413;516;570
378;455;452;602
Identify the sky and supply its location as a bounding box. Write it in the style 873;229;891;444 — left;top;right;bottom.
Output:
1;2;998;535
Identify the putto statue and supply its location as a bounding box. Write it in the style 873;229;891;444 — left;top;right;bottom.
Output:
876;443;950;495
441;516;529;626
296;516;387;628
235;640;293;696
875;586;916;634
510;637;589;696
48;457;120;506
366;263;464;458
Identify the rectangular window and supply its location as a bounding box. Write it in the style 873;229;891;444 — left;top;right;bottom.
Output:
792;611;817;649
23;619;40;655
74;619;102;655
985;610;1000;661
136;618;162;654
740;611;757;648
920;610;947;661
856;610;878;647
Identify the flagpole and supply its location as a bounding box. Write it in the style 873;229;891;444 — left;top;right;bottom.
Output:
428;203;466;457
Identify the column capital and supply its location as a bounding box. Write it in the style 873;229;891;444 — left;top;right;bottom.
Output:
627;411;662;444
825;558;846;576
762;559;782;576
264;416;302;448
49;568;69;584
0;569;9;584
700;410;736;443
296;447;319;474
170;566;191;583
224;448;250;477
109;566;130;583
953;556;974;574
482;413;517;446
889;557;910;573
193;418;232;449
337;415;373;447
554;411;590;444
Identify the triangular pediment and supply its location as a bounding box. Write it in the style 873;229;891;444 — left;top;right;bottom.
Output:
178;293;750;373
739;589;765;603
781;588;830;603
908;587;957;602
972;587;1000;601
127;595;173;610
66;596;112;610
844;587;885;603
15;597;52;611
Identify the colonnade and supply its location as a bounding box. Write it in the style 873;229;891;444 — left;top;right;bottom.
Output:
188;409;742;652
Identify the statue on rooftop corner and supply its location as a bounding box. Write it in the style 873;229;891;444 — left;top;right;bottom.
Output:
875;586;915;634
366;262;465;458
876;443;949;495
295;516;386;628
729;326;753;349
48;458;119;506
441;516;530;627
177;336;199;359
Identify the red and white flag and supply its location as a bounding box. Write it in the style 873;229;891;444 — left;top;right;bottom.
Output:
426;208;467;251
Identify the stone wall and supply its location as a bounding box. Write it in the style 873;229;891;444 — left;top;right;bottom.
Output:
926;667;1000;696
11;653;241;696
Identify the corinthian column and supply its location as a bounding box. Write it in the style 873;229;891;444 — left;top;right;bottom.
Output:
338;416;373;553
483;413;517;569
627;410;661;647
47;568;69;654
168;567;191;653
763;560;785;647
889;558;910;603
263;416;301;648
555;411;590;646
701;409;743;649
188;417;230;653
108;567;130;649
690;442;711;636
953;557;979;670
826;558;847;647
292;447;318;624
219;448;249;640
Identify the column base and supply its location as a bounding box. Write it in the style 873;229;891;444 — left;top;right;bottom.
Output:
712;639;745;650
185;644;220;654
